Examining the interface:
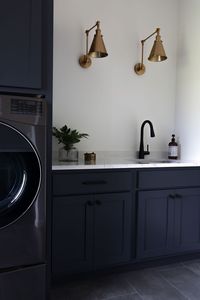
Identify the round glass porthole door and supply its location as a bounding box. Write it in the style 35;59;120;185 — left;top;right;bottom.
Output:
0;122;41;228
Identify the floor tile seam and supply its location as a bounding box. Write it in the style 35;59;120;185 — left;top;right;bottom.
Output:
181;262;200;278
169;263;200;281
182;265;200;276
182;259;200;265
125;277;145;299
158;265;200;300
96;290;140;299
156;269;190;300
180;262;187;268
99;291;143;300
124;276;138;293
148;262;183;272
88;281;139;300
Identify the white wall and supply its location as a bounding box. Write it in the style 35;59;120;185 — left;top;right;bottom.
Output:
53;0;178;155
175;0;200;160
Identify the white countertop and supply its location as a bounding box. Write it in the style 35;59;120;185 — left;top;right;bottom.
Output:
52;151;200;170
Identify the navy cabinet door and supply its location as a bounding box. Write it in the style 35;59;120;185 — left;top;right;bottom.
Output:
0;0;42;88
138;188;200;259
94;193;131;268
137;190;175;259
52;195;93;279
174;188;200;253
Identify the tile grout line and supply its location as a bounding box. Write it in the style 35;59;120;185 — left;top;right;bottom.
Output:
125;275;138;294
100;291;143;300
156;269;190;300
95;276;141;300
181;260;200;276
125;276;144;300
51;261;200;300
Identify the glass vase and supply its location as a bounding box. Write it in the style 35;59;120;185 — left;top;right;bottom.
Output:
58;146;78;162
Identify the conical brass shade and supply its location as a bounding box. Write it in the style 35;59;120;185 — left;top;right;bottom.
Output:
148;34;167;62
88;28;108;58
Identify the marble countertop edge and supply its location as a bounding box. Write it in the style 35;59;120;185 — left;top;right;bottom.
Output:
52;161;200;170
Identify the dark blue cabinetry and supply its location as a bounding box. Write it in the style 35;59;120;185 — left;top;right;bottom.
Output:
0;0;42;89
137;169;200;259
52;195;93;277
174;188;200;252
52;170;133;279
137;189;173;258
52;167;200;279
93;192;131;269
0;0;53;96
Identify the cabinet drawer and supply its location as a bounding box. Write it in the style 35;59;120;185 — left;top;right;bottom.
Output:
53;171;132;195
138;169;200;189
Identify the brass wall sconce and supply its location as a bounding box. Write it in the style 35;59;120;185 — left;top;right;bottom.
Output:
134;28;167;75
79;21;108;68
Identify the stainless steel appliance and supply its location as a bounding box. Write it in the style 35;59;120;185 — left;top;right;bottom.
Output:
0;94;47;300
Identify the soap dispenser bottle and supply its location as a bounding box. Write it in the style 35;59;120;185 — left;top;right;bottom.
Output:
168;134;178;159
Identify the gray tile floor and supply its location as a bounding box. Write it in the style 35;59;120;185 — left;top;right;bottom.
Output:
51;259;200;300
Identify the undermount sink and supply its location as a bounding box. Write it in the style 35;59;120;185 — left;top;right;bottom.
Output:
135;159;175;164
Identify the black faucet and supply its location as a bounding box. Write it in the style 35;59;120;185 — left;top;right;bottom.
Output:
138;120;155;159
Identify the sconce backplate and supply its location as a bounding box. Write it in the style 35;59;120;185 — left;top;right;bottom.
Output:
79;55;92;68
134;63;146;75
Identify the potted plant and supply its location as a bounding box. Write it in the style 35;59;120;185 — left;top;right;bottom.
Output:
53;125;89;161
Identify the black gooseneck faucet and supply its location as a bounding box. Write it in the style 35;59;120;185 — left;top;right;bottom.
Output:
139;120;155;159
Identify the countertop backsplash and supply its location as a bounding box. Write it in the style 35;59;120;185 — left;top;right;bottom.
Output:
52;150;168;164
52;150;200;170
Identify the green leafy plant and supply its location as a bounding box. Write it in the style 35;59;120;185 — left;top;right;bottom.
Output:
52;125;89;151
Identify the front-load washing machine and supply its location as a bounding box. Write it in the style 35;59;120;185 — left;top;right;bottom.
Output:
0;94;47;300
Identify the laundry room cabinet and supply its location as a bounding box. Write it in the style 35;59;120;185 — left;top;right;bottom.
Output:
52;194;93;276
0;0;42;89
137;169;200;259
52;170;133;280
0;0;53;94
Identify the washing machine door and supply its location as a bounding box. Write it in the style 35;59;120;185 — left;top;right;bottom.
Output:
0;122;41;228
